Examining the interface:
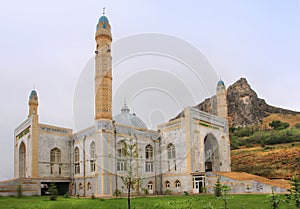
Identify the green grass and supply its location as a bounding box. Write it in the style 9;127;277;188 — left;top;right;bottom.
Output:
0;194;298;209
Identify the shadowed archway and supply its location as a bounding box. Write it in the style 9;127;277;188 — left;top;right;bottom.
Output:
204;134;220;172
19;142;26;178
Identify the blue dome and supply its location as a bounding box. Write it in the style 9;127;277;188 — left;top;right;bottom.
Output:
29;90;37;99
98;16;109;24
217;80;225;86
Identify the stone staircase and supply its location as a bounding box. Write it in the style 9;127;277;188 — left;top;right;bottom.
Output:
0;178;40;196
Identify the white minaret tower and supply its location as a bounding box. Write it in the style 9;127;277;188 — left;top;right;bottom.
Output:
94;9;115;196
216;79;228;119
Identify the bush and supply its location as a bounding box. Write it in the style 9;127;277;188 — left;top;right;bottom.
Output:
63;193;69;198
113;189;122;197
234;127;254;137
164;189;172;195
269;120;290;130
91;193;95;199
294;123;300;129
142;188;149;195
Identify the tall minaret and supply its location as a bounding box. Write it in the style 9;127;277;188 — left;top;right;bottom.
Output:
28;90;38;117
216;79;228;119
94;10;115;196
95;8;112;120
28;89;39;178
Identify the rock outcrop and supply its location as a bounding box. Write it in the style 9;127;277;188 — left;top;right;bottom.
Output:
197;78;299;127
177;78;299;127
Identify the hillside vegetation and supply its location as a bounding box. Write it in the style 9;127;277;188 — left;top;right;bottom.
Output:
231;142;300;179
230;120;300;179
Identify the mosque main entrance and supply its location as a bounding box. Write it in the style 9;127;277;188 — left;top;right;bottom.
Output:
192;174;205;194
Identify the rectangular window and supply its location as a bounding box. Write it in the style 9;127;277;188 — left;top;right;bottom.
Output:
174;160;177;171
50;163;54;174
75;163;80;174
145;161;153;172
90;160;96;172
59;164;62;175
117;161;127;171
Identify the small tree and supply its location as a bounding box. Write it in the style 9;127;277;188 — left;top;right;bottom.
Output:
214;178;222;197
120;139;140;209
286;175;300;208
269;120;290;130
219;185;231;209
269;187;280;209
48;182;58;201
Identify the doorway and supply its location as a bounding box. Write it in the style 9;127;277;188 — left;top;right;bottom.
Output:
192;175;205;194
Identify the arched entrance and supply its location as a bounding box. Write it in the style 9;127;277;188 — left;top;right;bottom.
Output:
147;181;153;194
19;142;26;178
204;134;220;172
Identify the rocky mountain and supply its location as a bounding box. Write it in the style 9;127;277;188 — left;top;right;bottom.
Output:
195;78;299;127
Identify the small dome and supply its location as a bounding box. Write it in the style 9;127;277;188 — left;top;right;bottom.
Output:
114;105;147;129
29;90;37;99
98;16;109;24
121;104;130;113
217;80;225;86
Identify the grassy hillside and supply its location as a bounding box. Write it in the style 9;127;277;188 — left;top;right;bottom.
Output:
230;119;300;179
262;113;300;129
231;142;300;179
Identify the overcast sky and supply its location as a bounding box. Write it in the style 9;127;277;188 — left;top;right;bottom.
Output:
0;0;299;180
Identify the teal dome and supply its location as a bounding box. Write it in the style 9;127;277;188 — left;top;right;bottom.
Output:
29;90;37;99
217;80;225;86
98;16;109;24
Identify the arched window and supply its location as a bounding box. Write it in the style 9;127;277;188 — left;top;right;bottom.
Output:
90;142;96;172
87;182;92;190
50;148;61;163
145;144;153;160
148;181;153;193
90;142;95;158
175;179;181;188
145;144;153;172
117;141;124;158
74;147;80;174
167;144;176;172
167;143;176;159
117;141;127;171
50;148;61;175
165;180;170;188
79;182;83;190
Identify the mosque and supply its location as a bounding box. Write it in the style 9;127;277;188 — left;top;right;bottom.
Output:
0;13;287;197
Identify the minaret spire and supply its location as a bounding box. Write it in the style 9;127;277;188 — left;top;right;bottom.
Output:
103;7;105;15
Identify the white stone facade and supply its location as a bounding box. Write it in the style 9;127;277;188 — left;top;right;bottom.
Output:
11;14;232;197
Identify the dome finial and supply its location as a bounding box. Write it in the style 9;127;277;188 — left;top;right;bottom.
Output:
103;7;105;15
